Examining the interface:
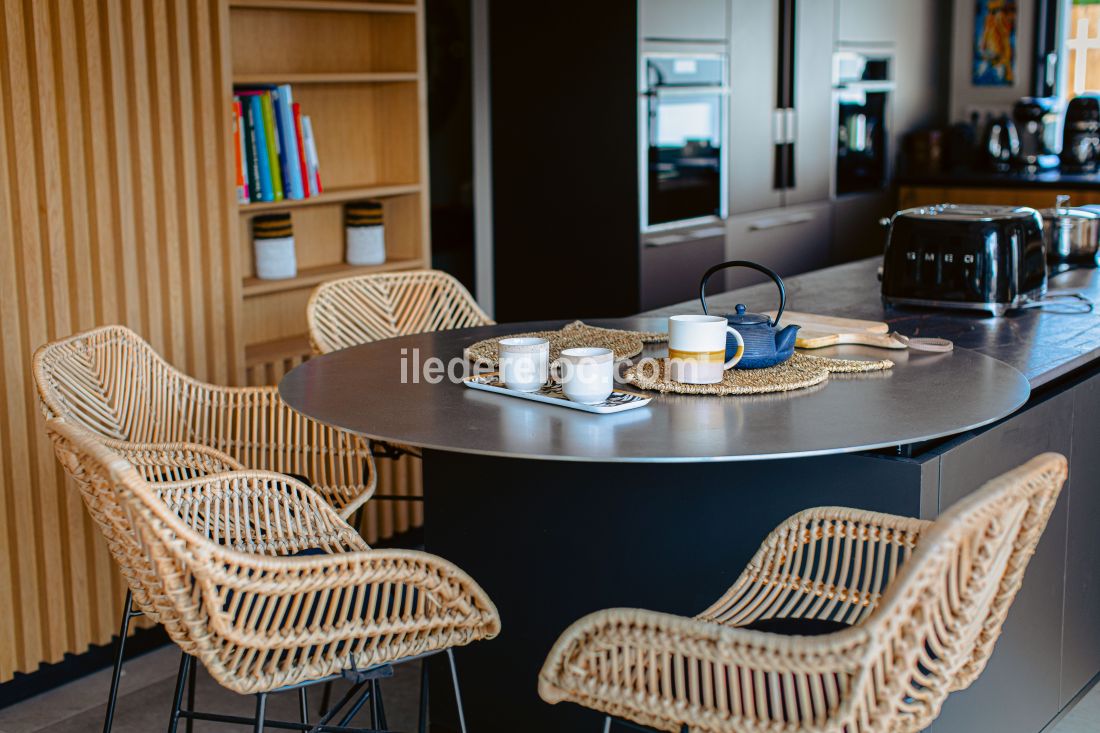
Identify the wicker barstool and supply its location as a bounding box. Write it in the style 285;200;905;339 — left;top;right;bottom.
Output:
306;269;494;515
306;269;493;355
32;325;378;731
45;417;501;733
540;453;1068;733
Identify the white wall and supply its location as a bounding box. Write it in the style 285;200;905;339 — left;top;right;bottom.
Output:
948;0;1036;122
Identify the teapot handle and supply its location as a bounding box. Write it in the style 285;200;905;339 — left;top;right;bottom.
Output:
699;260;787;324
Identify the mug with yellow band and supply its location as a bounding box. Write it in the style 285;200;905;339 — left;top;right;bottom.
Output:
667;315;744;384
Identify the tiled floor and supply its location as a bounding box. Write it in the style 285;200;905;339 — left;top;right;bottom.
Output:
1;644;1098;732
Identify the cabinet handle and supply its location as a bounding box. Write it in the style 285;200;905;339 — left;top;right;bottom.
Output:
748;212;814;231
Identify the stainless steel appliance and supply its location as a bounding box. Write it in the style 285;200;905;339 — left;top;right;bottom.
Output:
1012;97;1060;171
880;204;1047;316
1042;195;1100;267
979;115;1020;172
640;52;728;230
831;47;894;196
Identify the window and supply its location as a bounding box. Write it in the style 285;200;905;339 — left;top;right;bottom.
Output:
1066;0;1100;95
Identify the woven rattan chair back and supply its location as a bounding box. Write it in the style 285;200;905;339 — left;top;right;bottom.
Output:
34;325;186;442
306;270;493;354
33;325;372;517
43;418;236;643
45;418;500;696
540;454;1067;733
849;453;1066;728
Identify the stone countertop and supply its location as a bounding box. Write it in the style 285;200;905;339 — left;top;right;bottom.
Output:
642;257;1100;389
897;168;1100;190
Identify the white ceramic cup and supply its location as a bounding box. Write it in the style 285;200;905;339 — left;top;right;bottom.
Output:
556;347;614;404
668;315;744;384
498;337;549;392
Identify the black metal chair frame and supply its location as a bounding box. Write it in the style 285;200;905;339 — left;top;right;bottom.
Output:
163;647;466;733
99;449;423;733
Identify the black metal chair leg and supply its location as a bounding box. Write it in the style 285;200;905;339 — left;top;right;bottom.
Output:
298;687;309;725
318;680;333;717
446;649;468;733
418;659;430;733
253;693;267;733
185;659;197;733
370;679;387;730
102;589;135;733
166;654;191;733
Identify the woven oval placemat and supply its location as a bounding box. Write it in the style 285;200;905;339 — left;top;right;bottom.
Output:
624;352;894;395
464;320;668;365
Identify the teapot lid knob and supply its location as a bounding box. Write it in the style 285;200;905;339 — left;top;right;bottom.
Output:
735;304;746;315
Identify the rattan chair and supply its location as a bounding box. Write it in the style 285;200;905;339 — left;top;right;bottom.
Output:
306;269;493;355
45;417;501;733
33;325;377;731
539;453;1068;733
305;269;494;519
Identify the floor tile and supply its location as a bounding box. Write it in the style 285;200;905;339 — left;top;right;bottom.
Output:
0;646;179;732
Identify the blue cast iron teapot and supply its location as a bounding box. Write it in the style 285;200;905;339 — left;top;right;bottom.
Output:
699;260;800;369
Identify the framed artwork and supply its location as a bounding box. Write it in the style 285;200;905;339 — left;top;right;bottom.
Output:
973;0;1018;86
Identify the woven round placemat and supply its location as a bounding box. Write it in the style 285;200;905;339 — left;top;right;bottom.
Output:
624;352;894;395
464;320;668;365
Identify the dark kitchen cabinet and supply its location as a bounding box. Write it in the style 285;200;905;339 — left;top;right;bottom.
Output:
728;0;783;215
724;201;831;289
1062;372;1100;705
928;390;1072;733
786;0;833;206
728;0;833;213
640;232;726;311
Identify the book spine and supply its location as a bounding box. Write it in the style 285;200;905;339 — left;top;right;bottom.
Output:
277;85;305;200
248;94;274;202
242;99;261;202
261;91;284;201
292;102;311;198
302;115;323;194
232;99;249;204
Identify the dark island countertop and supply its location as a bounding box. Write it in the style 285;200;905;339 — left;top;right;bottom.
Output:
642;257;1100;389
897;167;1100;190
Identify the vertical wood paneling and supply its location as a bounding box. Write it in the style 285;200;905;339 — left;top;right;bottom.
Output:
0;0;241;682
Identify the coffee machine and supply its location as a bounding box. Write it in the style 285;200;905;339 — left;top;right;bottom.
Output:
1062;94;1100;172
1013;97;1060;170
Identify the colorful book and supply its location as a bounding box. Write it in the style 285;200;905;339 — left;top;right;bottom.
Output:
274;85;305;200
260;91;284;201
292;103;311;197
302;115;323;195
232;99;249;204
246;94;274;202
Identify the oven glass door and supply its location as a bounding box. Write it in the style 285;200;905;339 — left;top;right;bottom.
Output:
836;89;888;195
647;90;724;227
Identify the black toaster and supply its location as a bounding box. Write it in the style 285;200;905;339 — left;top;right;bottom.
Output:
881;204;1047;316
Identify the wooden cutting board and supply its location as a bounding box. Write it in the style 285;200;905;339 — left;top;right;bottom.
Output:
763;310;908;350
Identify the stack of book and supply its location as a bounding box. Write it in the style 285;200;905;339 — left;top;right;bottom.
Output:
232;84;322;204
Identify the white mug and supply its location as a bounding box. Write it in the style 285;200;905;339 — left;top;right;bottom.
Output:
668;315;744;384
556;347;614;404
498;337;549;391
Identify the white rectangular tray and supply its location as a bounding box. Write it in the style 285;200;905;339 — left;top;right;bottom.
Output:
463;374;652;414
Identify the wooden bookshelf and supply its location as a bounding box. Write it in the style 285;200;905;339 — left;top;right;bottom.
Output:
226;0;430;378
242;257;425;296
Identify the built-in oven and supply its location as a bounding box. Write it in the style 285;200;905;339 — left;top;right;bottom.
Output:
640;52;729;231
831;47;895;197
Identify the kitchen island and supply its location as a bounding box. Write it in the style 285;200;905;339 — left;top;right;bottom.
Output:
280;258;1100;733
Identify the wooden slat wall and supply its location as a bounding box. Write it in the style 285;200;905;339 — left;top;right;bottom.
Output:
0;0;241;682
